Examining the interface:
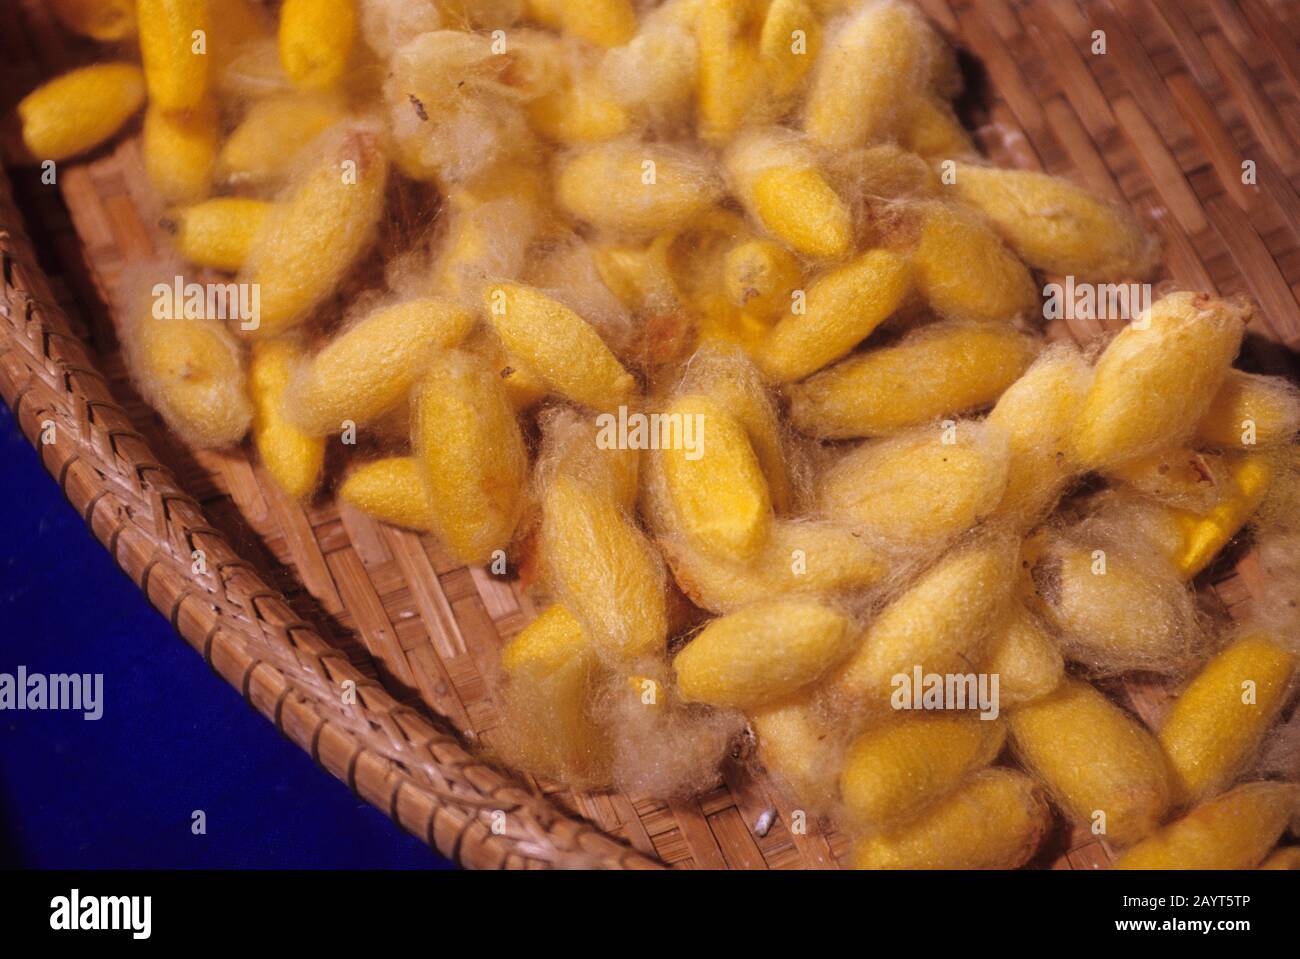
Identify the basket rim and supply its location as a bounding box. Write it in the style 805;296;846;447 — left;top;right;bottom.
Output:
0;163;664;871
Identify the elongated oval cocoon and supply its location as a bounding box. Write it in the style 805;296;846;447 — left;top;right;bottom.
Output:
485;283;635;409
818;422;1009;547
279;0;356;91
413;351;527;564
986;343;1091;524
498;604;611;784
850;769;1049;869
676;343;793;512
250;340;323;499
979;601;1064;708
338;457;434;531
661;395;773;561
240;127;388;336
694;0;769;143
555;141;721;237
725;131;853;259
1195;370;1300;450
912;203;1038;324
1008;678;1172;846
1158;632;1297;805
829;538;1018;709
166;198;272;273
756;249;912;383
1115;782;1298;870
17;63;145;162
142;100;219;205
1026;530;1205;674
662;519;888;614
674;600;853;709
125;304;253;449
138;0;211;111
760;0;820;97
840;714;1006;829
681;340;790;511
803;0;933;150
288;298;475;435
218;92;347;186
790;323;1037;439
952;163;1157;281
50;0;137;40
1073;292;1247;470
540;474;668;660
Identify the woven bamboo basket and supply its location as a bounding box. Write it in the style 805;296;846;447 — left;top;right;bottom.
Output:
2;0;1298;870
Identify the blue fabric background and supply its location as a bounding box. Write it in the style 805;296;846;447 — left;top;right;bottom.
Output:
0;402;452;869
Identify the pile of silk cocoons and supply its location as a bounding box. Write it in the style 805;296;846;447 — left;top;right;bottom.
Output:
16;0;1300;869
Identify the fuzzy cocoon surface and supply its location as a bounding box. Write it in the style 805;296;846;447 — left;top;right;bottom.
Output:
1072;292;1247;471
1115;782;1299;870
1023;519;1207;675
1158;629;1297;805
802;0;935;150
673;599;856;710
828;533;1020;711
1009;678;1173;847
817;419;1010;550
849;769;1050;870
839;712;1006;830
986;341;1092;526
789;322;1039;439
239;122;389;336
118;262;253;450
